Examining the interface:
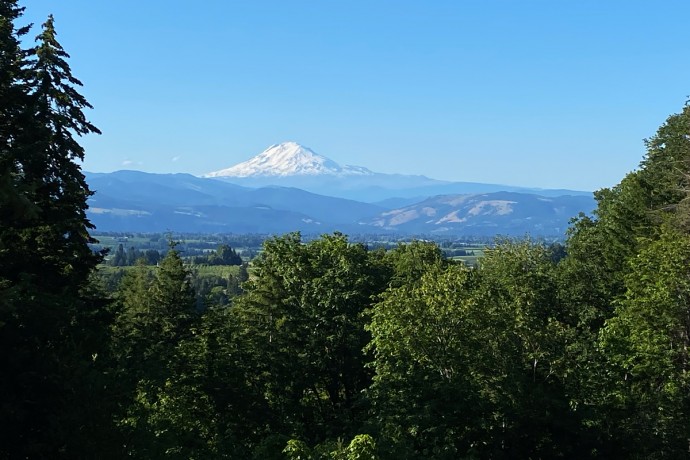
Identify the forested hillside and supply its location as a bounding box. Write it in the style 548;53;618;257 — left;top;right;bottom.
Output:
2;1;690;458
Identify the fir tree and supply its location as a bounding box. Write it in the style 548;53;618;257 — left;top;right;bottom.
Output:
111;244;201;456
0;9;110;457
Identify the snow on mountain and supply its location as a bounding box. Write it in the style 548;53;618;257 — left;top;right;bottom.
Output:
204;142;374;178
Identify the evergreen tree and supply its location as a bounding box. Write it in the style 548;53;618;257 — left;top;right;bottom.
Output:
127;245;139;265
16;14;102;283
111;242;126;266
0;0;30;199
0;0;32;329
112;244;202;457
0;9;109;457
215;243;242;265
144;248;160;265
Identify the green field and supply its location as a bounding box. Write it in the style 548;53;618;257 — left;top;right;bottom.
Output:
449;246;485;266
191;264;243;278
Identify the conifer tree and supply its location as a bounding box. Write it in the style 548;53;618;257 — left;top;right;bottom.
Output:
0;0;30;181
112;245;202;457
0;0;32;318
18;14;102;283
0;8;109;457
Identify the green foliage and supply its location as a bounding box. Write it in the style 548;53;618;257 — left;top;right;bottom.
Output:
474;241;588;456
284;439;314;460
232;232;388;443
109;243;160;266
598;225;690;456
110;245;208;457
367;239;599;458
638;103;690;225
2;2;690;454
384;239;446;288
283;434;379;460
367;263;479;458
0;4;112;457
345;434;379;460
192;243;243;265
112;246;196;366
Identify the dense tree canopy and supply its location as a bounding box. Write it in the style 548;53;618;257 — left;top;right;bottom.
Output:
3;0;690;457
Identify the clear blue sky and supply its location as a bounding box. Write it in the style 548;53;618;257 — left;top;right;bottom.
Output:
22;0;690;191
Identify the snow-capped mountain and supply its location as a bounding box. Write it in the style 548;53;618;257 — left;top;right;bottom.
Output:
204;142;373;178
202;141;591;203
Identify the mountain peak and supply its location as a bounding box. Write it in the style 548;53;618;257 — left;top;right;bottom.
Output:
204;142;374;178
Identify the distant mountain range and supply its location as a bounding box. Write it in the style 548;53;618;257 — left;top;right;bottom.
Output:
84;142;596;236
86;170;382;234
203;142;590;202
365;192;593;236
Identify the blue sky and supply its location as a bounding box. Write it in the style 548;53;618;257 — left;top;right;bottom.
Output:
22;1;690;191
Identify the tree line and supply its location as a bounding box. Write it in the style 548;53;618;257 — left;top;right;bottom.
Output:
2;1;690;458
107;242;242;267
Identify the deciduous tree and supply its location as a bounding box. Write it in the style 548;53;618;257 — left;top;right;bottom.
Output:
232;232;387;446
